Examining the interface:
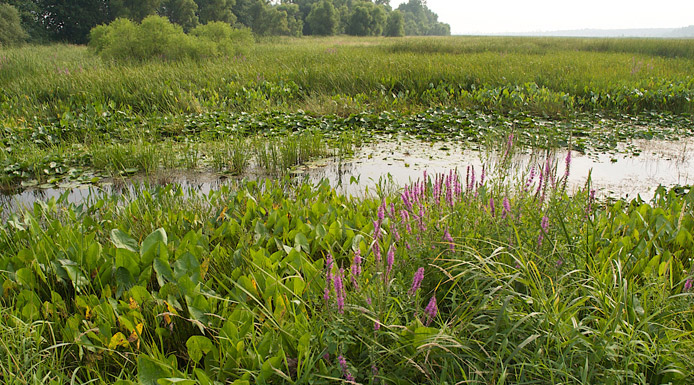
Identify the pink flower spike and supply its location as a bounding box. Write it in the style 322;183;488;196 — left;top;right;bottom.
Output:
424;295;438;326
409;267;425;295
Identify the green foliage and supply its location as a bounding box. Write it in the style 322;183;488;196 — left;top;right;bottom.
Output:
160;0;199;31
346;1;386;36
384;9;405;37
397;0;450;36
0;3;28;47
111;0;163;21
306;0;338;36
89;16;252;62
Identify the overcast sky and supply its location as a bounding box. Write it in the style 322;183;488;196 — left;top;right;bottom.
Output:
390;0;694;35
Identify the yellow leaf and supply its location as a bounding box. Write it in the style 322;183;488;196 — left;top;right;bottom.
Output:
128;297;139;310
200;258;210;280
85;305;92;320
108;332;129;350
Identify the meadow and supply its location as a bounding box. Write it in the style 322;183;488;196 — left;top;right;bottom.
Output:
1;36;694;384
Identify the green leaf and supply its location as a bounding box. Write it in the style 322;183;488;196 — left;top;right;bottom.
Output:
111;229;138;253
294;232;310;253
154;258;175;287
186;336;214;362
137;355;172;385
141;228;167;265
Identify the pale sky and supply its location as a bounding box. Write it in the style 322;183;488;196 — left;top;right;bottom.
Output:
391;0;694;35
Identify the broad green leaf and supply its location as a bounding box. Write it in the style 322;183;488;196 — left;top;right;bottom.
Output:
186;336;214;362
141;228;167;265
111;229;138;253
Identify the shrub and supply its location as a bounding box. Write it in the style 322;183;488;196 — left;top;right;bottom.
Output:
89;16;252;62
0;3;28;47
189;21;253;56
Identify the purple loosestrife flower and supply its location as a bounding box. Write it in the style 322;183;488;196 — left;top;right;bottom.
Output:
374;319;381;331
469;166;476;191
424;296;437;326
489;196;495;217
386;245;395;280
684;278;693;292
351;249;362;288
502;196;511;219
324;254;334;302
564;150;572;179
373;241;381;263
443;229;454;251
525;166;536;192
334;268;345;314
390;202;396;219
480;165;486;186
373;220;381;241
378;198;386;223
538;215;549;246
409;267;425;295
337;355;354;382
392;223;400;242
401;209;412;234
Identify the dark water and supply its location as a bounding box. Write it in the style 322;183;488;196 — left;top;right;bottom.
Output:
3;137;694;212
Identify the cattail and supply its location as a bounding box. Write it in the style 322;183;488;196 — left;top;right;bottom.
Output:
409;267;425;295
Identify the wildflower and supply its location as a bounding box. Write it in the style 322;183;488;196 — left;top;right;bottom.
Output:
351;249;362;288
389;202;396;219
409;267;425;295
324;254;334;302
525;166;536;192
374;319;380;331
392;223;400;242
378;198;386;223
424;295;437;326
538;215;549;246
685;278;693;292
334;268;345;314
443;228;454;251
373;241;381;262
373;220;381;241
502;196;511;219
401;209;412;233
480;165;485;186
489;196;495;217
385;245;395;280
564;149;572;179
338;355;354;382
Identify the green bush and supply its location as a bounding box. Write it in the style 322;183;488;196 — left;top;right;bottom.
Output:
89;16;252;62
0;3;28;47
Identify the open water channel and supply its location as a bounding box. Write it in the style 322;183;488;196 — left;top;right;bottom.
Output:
2;136;694;213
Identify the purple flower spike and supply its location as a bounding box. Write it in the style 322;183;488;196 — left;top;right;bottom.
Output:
489;196;495;217
374;319;381;331
424;296;437;326
324;254;334;302
386;245;395;279
334;268;345;314
684;278;693;292
502;196;511;219
564;149;572;179
409;267;425;295
443;229;454;251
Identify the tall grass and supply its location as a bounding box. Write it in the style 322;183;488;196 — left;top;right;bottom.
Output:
1;37;694;119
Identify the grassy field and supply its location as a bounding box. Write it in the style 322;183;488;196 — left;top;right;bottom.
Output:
1;36;694;384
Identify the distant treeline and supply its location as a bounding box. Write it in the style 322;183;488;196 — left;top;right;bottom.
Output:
0;0;450;45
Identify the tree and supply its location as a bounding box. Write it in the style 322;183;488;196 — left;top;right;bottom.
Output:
384;9;403;37
346;1;385;36
0;3;28;46
195;0;236;24
38;0;111;44
397;0;449;36
277;3;303;36
110;0;161;21
160;0;199;31
305;0;337;36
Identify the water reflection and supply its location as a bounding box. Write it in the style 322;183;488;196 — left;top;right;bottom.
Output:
3;137;694;212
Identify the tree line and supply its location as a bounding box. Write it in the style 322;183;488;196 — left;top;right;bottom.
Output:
0;0;450;46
